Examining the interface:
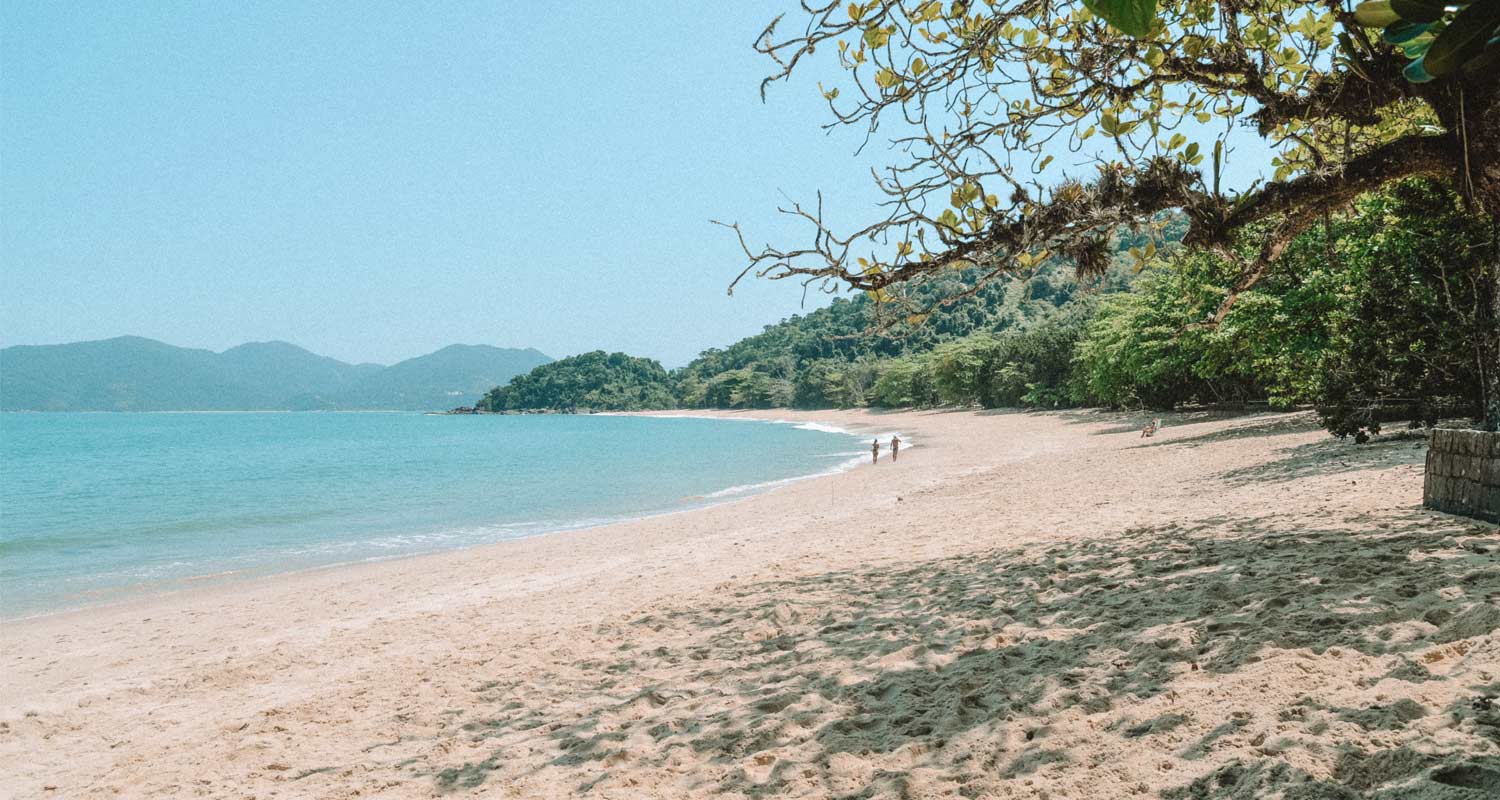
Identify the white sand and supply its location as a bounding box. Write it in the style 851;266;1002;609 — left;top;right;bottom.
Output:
2;409;1497;798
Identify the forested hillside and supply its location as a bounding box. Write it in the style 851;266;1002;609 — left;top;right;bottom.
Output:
478;181;1491;438
670;220;1178;409
474;220;1179;414
480;351;676;412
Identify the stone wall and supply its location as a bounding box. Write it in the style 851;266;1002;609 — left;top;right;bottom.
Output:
1424;429;1500;523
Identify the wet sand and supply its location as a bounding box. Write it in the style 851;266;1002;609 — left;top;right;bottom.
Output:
2;408;1497;798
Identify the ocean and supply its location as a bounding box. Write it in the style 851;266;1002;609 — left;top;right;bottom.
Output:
0;412;868;618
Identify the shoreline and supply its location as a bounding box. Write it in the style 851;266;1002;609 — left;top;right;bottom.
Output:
0;409;914;632
0;411;887;625
4;408;1495;799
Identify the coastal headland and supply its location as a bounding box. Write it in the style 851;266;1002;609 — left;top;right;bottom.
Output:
2;409;1497;798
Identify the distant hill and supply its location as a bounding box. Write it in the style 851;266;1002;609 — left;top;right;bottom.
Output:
1;336;251;411
325;344;553;411
219;341;385;403
0;337;550;411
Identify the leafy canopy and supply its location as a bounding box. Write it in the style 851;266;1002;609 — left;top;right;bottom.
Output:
732;0;1493;330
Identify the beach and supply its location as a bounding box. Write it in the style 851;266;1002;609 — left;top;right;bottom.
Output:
2;408;1497;798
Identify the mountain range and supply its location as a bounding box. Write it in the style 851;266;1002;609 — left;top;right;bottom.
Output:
0;336;552;411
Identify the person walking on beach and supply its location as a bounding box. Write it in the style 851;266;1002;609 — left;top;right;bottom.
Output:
871;438;880;464
890;435;901;461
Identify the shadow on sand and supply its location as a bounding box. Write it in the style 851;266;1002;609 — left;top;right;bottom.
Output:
1213;435;1432;487
416;504;1500;798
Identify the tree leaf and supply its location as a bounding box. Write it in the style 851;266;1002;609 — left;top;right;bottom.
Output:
1391;0;1448;23
1403;56;1436;81
1382;21;1433;43
1353;0;1401;27
1080;0;1157;37
1422;0;1500;76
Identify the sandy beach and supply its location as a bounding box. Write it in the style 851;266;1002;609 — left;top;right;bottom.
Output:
2;408;1498;798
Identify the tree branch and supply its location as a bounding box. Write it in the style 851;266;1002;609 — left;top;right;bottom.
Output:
1196;134;1456;325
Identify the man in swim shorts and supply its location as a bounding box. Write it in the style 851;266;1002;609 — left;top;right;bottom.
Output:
890;435;901;461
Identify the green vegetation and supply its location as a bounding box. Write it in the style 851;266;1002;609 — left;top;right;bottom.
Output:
480;181;1493;440
734;0;1500;430
1071;180;1492;440
479;351;676;412
667;223;1166;410
673;273;1085;410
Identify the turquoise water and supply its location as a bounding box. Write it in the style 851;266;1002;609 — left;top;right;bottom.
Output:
0;413;865;618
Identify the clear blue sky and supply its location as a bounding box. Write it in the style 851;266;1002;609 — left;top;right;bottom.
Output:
2;2;1271;367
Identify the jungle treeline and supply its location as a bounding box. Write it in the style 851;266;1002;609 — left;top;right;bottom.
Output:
482;181;1492;439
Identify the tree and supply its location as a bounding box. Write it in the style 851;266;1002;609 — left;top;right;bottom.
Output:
871;356;941;405
981;300;1095;406
1067;179;1491;425
1070;261;1249;409
1311;180;1492;437
729;0;1500;428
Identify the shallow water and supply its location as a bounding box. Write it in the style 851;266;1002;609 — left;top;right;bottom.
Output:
0;412;865;617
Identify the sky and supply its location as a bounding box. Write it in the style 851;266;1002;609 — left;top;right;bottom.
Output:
1;2;1273;368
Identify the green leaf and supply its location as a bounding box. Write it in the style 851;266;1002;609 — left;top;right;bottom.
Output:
1354;0;1401;27
1080;0;1157;37
1212;139;1224;195
1399;33;1437;57
1404;55;1436;81
1422;0;1500;76
1391;0;1448;23
1382;21;1433;43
